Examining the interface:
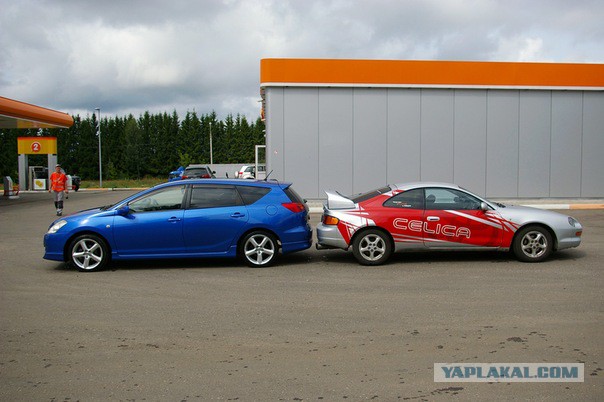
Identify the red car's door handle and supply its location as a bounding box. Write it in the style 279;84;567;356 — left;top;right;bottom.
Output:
426;216;440;222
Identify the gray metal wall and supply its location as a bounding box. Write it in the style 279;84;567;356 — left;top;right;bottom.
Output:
265;87;604;199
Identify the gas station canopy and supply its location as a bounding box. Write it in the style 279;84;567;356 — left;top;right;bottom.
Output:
0;96;73;129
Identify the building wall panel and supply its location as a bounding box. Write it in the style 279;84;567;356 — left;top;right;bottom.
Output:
518;91;551;197
387;90;421;184
486;91;520;197
266;85;603;199
282;88;319;197
420;90;455;182
265;88;285;181
453;90;488;195
582;92;604;197
352;88;388;193
318;88;353;195
550;92;583;197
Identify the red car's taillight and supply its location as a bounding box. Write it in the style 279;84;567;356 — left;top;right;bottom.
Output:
201;174;210;178
322;215;339;225
282;202;305;213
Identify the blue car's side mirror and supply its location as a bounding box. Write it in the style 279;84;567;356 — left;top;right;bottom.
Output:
117;205;130;216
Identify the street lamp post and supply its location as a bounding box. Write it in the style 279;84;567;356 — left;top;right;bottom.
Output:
95;108;102;188
209;121;213;165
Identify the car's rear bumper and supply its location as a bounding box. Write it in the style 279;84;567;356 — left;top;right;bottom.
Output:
316;222;348;250
281;224;313;254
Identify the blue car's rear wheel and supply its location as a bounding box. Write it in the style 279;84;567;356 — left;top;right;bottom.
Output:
240;231;278;268
68;234;109;272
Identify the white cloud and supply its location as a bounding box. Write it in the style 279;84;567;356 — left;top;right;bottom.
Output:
492;36;546;61
1;0;602;120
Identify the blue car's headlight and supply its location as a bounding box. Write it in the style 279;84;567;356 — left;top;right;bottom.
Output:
47;220;67;234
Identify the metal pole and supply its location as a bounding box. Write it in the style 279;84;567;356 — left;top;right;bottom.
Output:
209;121;213;165
95;107;102;188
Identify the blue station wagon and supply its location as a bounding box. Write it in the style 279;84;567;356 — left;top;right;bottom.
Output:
44;180;312;271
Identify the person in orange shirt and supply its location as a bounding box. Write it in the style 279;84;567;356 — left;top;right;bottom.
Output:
49;164;68;216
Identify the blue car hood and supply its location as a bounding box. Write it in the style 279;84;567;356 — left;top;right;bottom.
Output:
48;206;113;227
67;207;106;218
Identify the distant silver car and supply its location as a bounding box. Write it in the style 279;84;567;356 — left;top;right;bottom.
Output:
316;182;583;265
235;164;266;179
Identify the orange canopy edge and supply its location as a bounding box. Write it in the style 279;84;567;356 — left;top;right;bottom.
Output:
0;96;74;129
260;59;604;89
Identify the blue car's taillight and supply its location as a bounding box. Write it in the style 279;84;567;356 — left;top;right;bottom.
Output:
282;202;305;213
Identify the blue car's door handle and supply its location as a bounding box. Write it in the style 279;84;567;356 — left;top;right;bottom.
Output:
231;212;246;218
167;217;182;222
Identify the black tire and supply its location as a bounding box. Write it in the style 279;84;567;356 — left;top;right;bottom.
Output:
512;225;553;263
240;231;279;268
352;228;392;266
68;234;110;272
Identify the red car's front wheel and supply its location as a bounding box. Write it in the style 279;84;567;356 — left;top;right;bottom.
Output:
512;225;553;262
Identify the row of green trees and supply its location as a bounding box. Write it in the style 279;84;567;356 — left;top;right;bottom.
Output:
0;111;266;180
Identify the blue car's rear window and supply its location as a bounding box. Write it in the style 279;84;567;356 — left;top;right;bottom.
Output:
189;185;242;209
283;186;304;204
236;186;271;205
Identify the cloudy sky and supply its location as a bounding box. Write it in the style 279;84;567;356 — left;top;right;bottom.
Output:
1;0;603;121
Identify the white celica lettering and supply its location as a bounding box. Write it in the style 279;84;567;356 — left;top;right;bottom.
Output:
393;218;471;239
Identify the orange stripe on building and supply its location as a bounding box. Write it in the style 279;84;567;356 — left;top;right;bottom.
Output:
260;59;604;89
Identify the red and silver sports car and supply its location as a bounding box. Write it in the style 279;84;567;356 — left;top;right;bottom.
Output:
316;182;582;265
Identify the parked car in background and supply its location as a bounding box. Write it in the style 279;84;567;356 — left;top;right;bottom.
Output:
182;164;216;179
235;165;254;179
43;179;312;271
236;164;266;179
316;182;582;265
168;166;184;181
68;175;81;191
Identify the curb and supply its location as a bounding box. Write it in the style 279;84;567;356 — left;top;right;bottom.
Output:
6;190;604;211
78;187;148;191
307;203;604;214
527;203;604;210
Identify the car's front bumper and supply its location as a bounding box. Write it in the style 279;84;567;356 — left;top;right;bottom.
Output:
43;233;66;262
554;224;583;251
316;222;349;250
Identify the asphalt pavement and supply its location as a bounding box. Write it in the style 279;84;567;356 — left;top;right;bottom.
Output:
0;190;602;401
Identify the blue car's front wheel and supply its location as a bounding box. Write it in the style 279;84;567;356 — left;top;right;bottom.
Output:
68;234;110;272
240;231;278;268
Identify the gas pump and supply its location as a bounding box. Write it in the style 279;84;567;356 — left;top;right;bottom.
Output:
29;166;48;190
